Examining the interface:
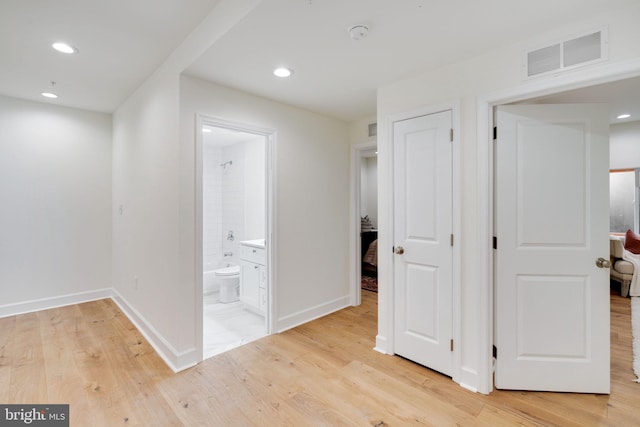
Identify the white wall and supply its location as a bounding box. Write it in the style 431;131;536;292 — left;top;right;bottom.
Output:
360;156;378;228
350;115;377;144
111;0;260;370
377;3;640;393
610;120;640;169
112;70;185;359
180;74;351;331
0;95;112;310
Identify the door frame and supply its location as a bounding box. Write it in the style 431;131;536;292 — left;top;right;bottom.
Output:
350;140;378;307
380;100;462;384
477;58;640;394
194;114;277;363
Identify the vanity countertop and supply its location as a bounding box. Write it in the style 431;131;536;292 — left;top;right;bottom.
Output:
240;239;265;249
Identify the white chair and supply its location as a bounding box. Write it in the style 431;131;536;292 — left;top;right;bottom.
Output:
610;236;633;297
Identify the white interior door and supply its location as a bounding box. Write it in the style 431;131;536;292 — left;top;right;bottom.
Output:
495;104;610;393
393;110;453;376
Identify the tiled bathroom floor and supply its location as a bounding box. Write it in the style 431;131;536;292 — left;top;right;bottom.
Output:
203;292;267;359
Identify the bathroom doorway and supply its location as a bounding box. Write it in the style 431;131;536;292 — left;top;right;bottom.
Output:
196;116;274;361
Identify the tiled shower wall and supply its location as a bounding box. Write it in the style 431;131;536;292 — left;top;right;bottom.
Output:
220;142;245;267
203;136;265;272
203;143;223;271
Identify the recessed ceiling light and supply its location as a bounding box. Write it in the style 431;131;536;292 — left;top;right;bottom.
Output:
42;81;58;98
617;114;631;119
52;42;78;54
202;128;212;133
273;67;293;78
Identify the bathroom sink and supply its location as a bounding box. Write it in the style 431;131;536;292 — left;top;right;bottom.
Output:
240;239;265;249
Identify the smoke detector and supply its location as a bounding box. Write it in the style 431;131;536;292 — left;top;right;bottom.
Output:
348;25;369;41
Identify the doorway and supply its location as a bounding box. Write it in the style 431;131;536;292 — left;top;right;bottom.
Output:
351;141;377;307
478;69;640;394
380;101;462;383
195;115;275;362
360;147;378;296
393;110;454;376
493;103;610;393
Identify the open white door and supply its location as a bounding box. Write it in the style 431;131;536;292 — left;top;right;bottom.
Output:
495;104;610;393
393;110;453;376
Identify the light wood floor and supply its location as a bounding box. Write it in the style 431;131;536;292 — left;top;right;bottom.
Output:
1;290;638;426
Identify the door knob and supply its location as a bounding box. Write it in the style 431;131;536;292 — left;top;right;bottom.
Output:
395;246;405;255
595;257;611;268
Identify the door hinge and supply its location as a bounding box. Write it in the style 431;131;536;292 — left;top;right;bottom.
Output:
450;128;454;142
493;126;497;140
450;234;454;246
493;236;497;250
493;345;497;359
392;246;395;254
450;339;454;352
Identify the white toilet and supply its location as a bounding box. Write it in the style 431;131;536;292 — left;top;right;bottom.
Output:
216;265;240;303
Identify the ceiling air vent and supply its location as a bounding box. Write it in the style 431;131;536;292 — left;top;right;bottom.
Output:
368;122;377;137
525;28;608;78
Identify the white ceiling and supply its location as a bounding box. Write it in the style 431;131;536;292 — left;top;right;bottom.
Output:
1;0;639;122
519;75;640;124
185;0;638;121
0;0;220;112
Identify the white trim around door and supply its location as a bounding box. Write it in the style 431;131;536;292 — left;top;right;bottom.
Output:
476;58;640;394
378;100;462;386
194;114;277;364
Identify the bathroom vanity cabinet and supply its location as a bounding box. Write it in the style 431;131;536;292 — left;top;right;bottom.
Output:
239;241;266;315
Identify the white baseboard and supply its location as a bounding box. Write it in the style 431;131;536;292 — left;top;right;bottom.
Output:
460;366;481;394
1;288;198;373
374;334;391;354
1;288;354;374
110;289;198;373
0;288;112;318
276;295;350;333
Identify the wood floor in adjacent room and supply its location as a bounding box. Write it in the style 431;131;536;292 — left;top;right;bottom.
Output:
0;290;638;426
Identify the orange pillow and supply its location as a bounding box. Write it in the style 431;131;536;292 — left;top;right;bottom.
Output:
625;229;640;254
